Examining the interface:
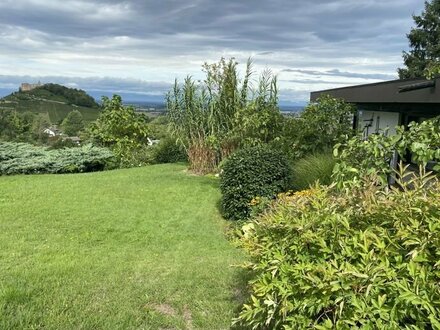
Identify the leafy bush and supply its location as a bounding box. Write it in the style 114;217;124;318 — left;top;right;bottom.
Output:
152;138;187;164
333;116;440;188
235;168;440;329
0;142;115;175
291;152;336;191
88;95;150;167
220;145;291;220
48;137;78;150
147;115;170;140
278;95;355;160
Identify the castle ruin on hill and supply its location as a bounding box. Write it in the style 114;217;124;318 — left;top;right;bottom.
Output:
20;82;42;92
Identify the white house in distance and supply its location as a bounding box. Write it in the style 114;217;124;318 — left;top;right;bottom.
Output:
43;128;57;137
43;126;61;137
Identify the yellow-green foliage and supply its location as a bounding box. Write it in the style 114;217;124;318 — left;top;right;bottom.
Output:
235;168;440;329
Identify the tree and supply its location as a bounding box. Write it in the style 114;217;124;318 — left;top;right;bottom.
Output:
31;114;51;143
0;109;36;142
425;61;440;79
88;95;150;166
61;110;84;136
282;95;355;159
398;0;440;79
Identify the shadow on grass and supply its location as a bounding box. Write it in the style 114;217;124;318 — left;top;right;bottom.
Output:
229;266;254;329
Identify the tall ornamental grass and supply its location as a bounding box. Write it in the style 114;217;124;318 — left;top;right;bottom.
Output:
291;152;336;191
167;58;279;174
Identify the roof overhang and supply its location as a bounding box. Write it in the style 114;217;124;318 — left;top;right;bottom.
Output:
310;78;440;104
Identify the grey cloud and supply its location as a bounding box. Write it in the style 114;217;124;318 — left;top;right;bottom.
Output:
281;79;357;85
256;52;275;56
0;0;426;102
281;68;396;80
0;0;423;54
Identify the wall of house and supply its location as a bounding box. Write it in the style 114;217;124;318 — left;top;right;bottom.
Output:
357;110;400;138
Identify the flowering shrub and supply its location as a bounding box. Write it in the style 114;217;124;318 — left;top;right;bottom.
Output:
235;167;440;329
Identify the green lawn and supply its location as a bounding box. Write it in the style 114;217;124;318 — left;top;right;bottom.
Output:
0;164;246;329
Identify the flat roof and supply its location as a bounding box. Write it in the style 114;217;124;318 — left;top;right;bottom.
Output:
310;78;440;104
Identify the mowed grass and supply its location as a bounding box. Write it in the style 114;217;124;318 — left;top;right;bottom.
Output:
0;164;246;329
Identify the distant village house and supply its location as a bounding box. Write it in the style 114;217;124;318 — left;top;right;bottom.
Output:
43;126;61;137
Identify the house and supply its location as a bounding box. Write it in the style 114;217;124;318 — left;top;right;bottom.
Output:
310;77;440;138
147;137;160;146
43;126;61;137
310;77;440;171
43;128;57;137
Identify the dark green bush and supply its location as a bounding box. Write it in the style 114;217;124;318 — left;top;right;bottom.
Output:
48;137;78;150
291;152;336;191
235;169;440;329
153;138;187;164
0;142;115;175
220;145;291;220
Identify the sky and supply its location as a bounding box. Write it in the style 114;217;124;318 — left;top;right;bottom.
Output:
0;0;426;104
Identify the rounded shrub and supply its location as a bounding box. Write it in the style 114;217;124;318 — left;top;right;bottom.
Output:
220;145;291;220
153;138;187;164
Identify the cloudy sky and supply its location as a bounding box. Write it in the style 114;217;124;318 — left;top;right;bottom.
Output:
0;0;425;104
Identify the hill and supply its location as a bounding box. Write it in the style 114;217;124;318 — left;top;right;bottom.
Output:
0;84;100;123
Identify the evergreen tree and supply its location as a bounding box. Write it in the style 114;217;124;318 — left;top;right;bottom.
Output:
62;110;84;136
398;0;440;79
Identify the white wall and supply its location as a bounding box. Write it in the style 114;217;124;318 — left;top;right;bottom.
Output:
357;110;400;138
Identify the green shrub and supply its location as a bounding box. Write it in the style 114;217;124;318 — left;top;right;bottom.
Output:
88;95;150;167
0;142;115;175
235;168;440;329
48;137;78;150
291;152;336;191
153;138;187;164
220;145;291;220
333;116;440;188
